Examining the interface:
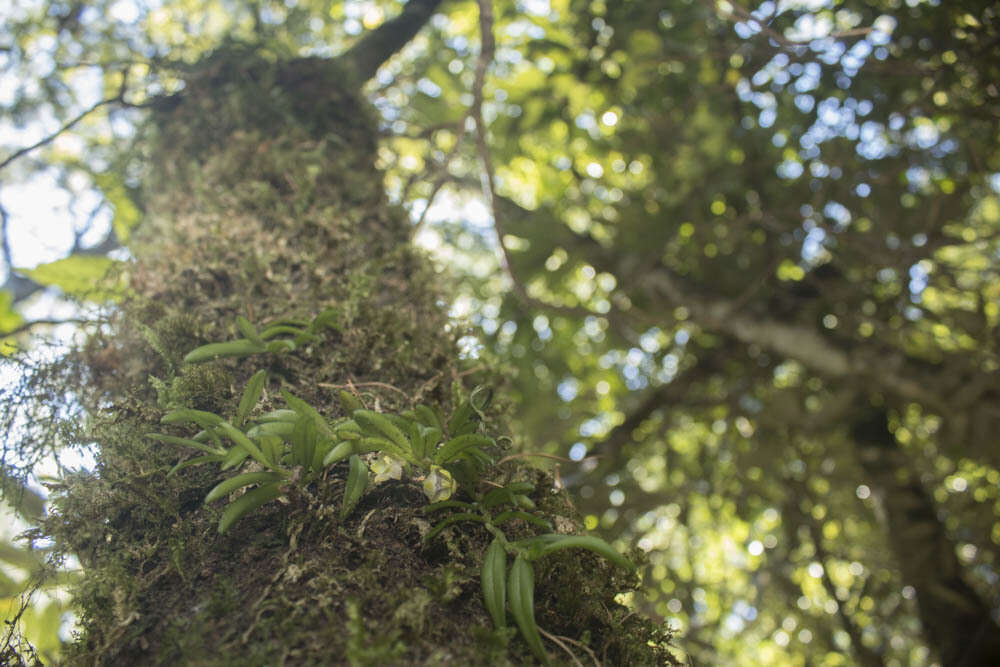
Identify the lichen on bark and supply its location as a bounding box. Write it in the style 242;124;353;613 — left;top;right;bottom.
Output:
39;47;677;665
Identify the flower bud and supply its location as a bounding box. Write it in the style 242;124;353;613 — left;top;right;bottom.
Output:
422;465;457;503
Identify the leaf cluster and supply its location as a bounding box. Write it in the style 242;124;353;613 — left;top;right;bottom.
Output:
144;316;636;661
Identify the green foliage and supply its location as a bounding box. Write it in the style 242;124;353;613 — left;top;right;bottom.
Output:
144;323;636;660
17;256;123;301
182;309;340;364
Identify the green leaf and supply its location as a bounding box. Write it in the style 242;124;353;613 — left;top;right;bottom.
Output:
220;446;250;471
433;433;494;465
421;499;473;513
281;390;335;438
265;339;296;354
258;324;305;340
236;316;263;345
532;535;636;571
260;434;284;465
508;555;549;664
492;511;552;531
405;420;426;460
258;409;299;422
341;454;369;518
94;170;140;242
353;409;412;456
161;408;224;429
236;369;268;426
336;390;365;414
323;440;356;466
218;482;282;534
205;471;284;504
351;435;409;464
218;422;273;469
482;482;536;509
309;307;341;332
146;432;226;456
0;290;23;354
183;339;265;363
482;537;507;630
168;455;219;476
246;420;295;439
18;255;123;301
414;404;443;430
291;415;317;470
425;512;484;541
0;471;46;521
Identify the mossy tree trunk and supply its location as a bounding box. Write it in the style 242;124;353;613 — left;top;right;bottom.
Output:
45;6;675;665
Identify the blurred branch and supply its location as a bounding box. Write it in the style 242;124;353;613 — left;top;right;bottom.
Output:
472;1;603;322
0;72;130;172
706;0;872;49
0;199;11;269
784;477;886;667
339;0;445;86
2;318;92;338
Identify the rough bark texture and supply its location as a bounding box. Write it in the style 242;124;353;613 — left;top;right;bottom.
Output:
42;47;676;666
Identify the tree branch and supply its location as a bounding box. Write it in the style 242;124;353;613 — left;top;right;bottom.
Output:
2;317;93;338
0;73;129;172
339;0;445;86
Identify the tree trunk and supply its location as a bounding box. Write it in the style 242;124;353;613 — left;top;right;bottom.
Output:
851;409;1000;667
43;23;675;667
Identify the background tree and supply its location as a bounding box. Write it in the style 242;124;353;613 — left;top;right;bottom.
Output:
2;0;998;665
434;1;999;665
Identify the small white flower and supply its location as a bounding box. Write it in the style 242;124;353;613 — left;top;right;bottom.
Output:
371;454;405;483
422;465;457;503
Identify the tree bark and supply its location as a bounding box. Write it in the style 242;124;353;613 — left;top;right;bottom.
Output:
851;409;1000;667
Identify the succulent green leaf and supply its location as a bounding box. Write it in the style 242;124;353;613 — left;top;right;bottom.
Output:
291;415;317;469
309;307;341;332
281;390;334;438
183;339;265;363
258;324;305;340
336;390;365;413
425;513;485;541
508;555;549;664
342;454;369;518
218;483;282;534
414;404;443;429
236;369;268;426
481;482;536;509
258;409;299;422
146;432;226;456
482;538;507;630
218;422;273;469
492;511;552;531
246;421;296;439
205;471;284;504
220;445;250;470
323;440;356;466
534;535;636;571
236;316;262;345
265;339;296;354
433;433;494;465
421;499;473;513
160;408;224;429
353;409;412;455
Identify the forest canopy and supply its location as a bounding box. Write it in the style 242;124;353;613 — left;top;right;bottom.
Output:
1;0;998;665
